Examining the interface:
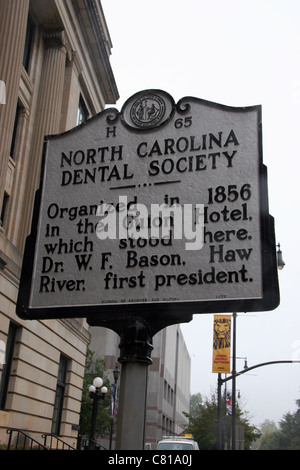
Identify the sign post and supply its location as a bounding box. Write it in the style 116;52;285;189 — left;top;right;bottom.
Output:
17;90;279;449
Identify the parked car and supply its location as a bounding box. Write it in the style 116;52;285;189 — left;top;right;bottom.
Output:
156;434;199;450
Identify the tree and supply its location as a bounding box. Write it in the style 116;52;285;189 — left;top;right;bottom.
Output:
79;349;111;439
251;420;281;450
184;392;260;450
189;392;203;418
253;400;300;450
185;393;219;450
277;399;300;450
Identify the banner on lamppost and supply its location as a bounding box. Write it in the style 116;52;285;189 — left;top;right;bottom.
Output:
212;314;231;373
226;391;232;415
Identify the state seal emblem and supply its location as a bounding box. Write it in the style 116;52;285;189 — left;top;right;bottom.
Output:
130;94;166;128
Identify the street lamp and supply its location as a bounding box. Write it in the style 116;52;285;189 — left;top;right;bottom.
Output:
277;243;285;270
109;365;120;450
88;376;108;449
236;357;248;369
217;360;300;449
229;243;285;449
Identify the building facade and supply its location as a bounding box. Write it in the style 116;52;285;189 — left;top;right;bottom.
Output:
0;0;118;447
90;324;191;449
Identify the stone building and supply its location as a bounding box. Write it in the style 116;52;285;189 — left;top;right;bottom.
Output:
0;0;118;447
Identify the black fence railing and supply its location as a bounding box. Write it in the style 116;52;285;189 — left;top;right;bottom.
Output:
80;436;107;450
6;428;49;450
42;433;76;450
5;428;107;450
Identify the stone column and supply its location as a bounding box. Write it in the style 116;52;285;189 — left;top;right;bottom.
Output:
35;30;68;135
0;0;30;210
28;29;67;186
21;29;68;247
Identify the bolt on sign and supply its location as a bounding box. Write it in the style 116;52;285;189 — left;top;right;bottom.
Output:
17;90;279;324
212;315;231;374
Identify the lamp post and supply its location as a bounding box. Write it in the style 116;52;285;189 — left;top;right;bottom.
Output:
217;360;300;449
88;376;108;449
109;364;120;450
231;312;237;450
226;243;285;449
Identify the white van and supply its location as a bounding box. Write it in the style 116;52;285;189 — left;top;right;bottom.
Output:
156;435;199;450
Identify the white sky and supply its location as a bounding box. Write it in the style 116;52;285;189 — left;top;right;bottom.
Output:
101;0;300;427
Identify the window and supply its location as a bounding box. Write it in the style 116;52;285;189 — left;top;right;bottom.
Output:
51;354;68;435
0;323;18;410
23;14;34;72
10;104;21;160
77;96;89;125
0;192;9;229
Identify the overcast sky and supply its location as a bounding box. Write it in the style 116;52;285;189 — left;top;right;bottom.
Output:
101;0;300;427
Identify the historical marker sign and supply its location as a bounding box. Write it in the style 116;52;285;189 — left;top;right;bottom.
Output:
17;90;279;324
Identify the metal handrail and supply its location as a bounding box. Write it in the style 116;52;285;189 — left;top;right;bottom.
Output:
42;433;76;450
80;435;107;450
6;428;49;450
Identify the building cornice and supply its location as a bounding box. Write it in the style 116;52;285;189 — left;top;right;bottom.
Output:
30;0;119;104
73;0;119;104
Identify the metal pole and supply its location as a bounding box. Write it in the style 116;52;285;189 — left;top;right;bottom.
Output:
109;383;115;450
221;360;300;384
232;312;237;450
217;373;222;450
115;318;153;450
116;361;149;449
89;393;99;449
109;365;120;450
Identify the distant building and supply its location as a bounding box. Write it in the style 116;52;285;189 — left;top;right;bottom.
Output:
90;324;191;449
0;0;118;447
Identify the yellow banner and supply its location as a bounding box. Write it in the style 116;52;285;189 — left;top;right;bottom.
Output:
212;314;231;373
